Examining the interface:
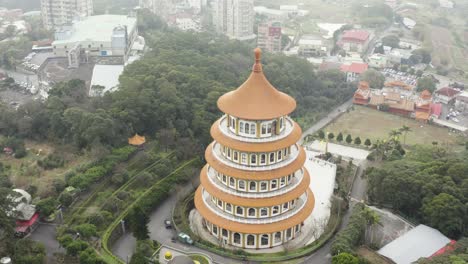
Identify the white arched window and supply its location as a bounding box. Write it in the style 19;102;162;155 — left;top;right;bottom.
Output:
229;177;235;188
248;208;256;217
239;121;244;133
233;233;241;244
260;208;268;217
226;203;232;213
238;180;246;190
250;154;257;165
241;153;247;164
278;150;282;161
272;206;279;215
260;154;266;164
260;181;268;191
233;151;238;161
271;179;278;190
275;232;282;243
269;153;275;163
250;123;256;134
249;181;256;191
261;234;269;246
236;206;244;216
261;123;267;134
244;123;249;134
247;235;255;246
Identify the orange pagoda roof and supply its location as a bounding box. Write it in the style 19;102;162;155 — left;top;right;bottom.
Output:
217;48;296;120
128;134;146;146
420;89;432;100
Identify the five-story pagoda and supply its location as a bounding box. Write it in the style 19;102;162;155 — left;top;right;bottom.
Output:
194;48;315;249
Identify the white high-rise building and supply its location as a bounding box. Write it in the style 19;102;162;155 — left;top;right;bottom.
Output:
212;0;255;40
41;0;93;30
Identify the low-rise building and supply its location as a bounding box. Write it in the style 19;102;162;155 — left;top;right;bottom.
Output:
455;91;468;111
388;48;412;65
176;18;200;31
257;22;282;53
403;17;416;30
298;36;326;57
368;54;387;69
378;225;452;264
340;62;368;82
89;64;124;96
253;6;288;22
52;15;139;68
339;30;370;53
434;87;461;104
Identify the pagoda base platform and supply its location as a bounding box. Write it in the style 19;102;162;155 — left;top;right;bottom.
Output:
190;209;319;253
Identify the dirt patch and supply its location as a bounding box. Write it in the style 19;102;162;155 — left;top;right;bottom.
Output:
357;247;392;264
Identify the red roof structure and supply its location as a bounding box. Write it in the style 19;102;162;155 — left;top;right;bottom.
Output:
15;212;39;233
342;30;370;43
340;63;368;74
431;103;442;117
435;87;461;97
430;240;457;258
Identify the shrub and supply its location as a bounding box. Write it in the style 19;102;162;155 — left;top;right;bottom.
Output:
37;153;65;170
345;135;353;144
331;203;366;255
354;137;361;145
36;197;57;217
75;223;97;239
59;192;73;207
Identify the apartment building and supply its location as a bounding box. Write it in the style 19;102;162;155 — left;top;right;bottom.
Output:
212;0;255;40
41;0;93;29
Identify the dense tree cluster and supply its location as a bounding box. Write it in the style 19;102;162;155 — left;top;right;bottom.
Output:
367;146;468;238
331;203;367;255
0;29;354;153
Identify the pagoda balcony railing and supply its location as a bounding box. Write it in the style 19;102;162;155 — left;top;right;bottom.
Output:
218;115;295;143
206;166;304;198
202;189;308;224
211;142;300;172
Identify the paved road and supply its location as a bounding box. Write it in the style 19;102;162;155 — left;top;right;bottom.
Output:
300;98;354;143
29;223;65;263
302;161;368;264
111;186;245;264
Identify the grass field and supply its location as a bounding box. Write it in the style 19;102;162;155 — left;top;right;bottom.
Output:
324;106;461;146
0;139;92;197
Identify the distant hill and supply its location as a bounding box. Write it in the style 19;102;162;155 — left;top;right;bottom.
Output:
0;0;40;11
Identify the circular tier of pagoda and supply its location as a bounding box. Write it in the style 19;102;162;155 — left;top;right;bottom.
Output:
194;48;315;249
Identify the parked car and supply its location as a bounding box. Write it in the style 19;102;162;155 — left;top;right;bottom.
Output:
178;232;193;245
164;219;172;229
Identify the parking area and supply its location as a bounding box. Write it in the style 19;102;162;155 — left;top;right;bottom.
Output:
381;68;419;87
440;104;468;128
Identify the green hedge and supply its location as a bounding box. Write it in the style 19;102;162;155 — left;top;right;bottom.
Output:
100;158;200;264
67;146;136;190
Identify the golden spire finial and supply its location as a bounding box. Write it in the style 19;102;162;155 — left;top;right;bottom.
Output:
253;48;262;72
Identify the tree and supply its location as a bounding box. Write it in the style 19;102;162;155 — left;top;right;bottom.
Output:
417;76;437;93
336;132;343;142
389;129;402;141
354;137;361;145
382;35;400;48
59;192;73;207
156;128;176;152
422;193;465;238
399;125;412;145
412;49;432;64
36;197;57;217
318;130;325;140
360;69;385;89
364;138;372;147
75;223;97;239
328;132;335;141
64;240;88;256
346;134;352;144
127;205;150;240
13;239;46;264
332;253;359;264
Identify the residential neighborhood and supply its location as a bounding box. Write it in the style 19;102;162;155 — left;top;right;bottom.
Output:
0;0;467;264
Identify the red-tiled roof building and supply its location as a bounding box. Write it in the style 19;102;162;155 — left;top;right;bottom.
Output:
340;63;368;82
339;30;370;53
